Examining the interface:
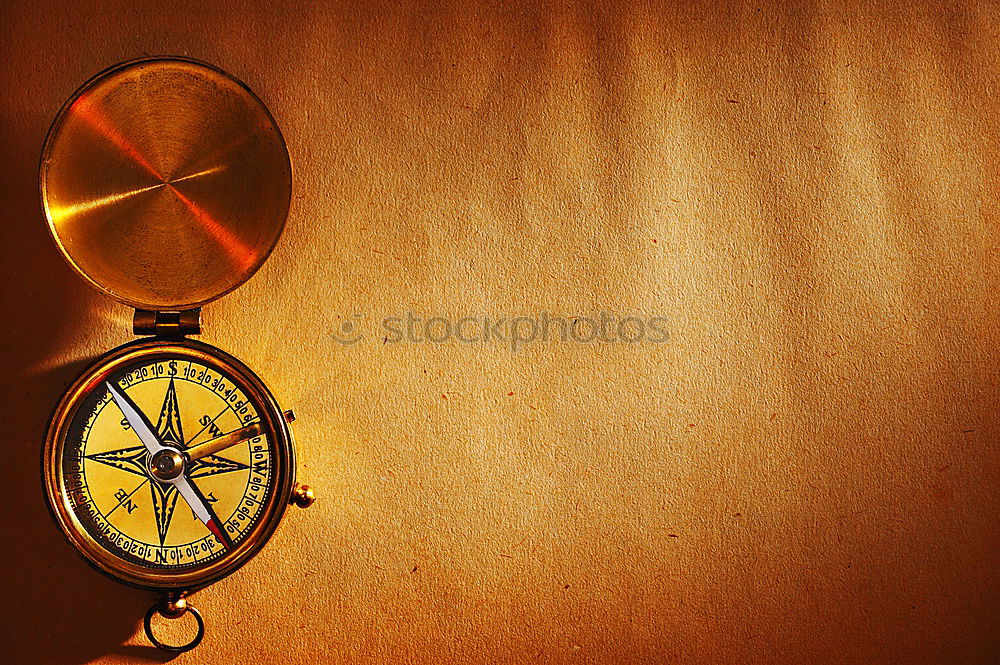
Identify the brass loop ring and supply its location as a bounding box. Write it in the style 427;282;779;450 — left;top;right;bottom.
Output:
143;600;205;653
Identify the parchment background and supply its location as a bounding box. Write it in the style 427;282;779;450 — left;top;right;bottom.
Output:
1;1;997;663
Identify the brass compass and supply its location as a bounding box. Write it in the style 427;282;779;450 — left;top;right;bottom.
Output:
40;57;314;653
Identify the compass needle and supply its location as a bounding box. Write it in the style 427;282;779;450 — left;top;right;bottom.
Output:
105;380;237;550
185;421;265;462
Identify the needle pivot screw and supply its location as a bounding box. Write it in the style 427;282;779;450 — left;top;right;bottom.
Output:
150;448;185;481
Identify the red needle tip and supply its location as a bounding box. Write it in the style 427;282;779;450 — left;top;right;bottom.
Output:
206;518;234;551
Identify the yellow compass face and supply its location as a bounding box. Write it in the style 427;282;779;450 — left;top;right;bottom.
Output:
45;340;293;589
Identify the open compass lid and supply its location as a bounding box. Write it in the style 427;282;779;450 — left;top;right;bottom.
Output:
40;57;292;311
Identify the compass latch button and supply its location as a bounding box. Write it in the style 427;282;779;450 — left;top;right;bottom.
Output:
290;484;315;508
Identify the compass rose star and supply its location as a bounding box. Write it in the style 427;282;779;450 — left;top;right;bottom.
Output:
83;445;148;477
188;454;249;478
156;378;184;446
86;377;250;546
149;481;180;546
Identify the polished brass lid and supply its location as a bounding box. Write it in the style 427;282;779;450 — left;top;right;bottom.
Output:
40;57;291;310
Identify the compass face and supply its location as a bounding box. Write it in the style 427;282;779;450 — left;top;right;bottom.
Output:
44;339;294;589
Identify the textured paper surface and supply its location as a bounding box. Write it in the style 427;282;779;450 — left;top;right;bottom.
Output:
0;1;997;663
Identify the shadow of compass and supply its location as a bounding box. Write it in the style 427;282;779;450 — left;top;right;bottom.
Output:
0;68;158;665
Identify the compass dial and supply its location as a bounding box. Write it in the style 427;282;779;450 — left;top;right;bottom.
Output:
44;340;294;589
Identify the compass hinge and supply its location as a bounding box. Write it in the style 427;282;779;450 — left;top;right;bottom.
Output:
134;309;202;337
